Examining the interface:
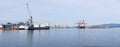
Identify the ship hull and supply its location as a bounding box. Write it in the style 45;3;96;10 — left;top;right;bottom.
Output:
18;26;50;30
34;26;50;30
77;26;85;29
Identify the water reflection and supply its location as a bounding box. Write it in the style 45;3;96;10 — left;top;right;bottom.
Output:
36;30;49;47
25;30;49;47
78;29;86;47
26;30;34;47
1;28;120;47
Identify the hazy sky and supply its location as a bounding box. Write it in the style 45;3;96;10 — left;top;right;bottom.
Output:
0;0;120;26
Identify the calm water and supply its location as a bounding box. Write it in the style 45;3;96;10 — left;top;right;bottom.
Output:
0;28;120;47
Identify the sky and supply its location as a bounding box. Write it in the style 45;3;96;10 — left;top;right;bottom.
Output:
0;0;120;26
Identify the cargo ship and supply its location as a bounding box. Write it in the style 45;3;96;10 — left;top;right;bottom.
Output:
76;20;87;29
18;16;50;30
0;17;50;30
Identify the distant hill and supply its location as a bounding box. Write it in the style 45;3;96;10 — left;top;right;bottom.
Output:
95;23;120;28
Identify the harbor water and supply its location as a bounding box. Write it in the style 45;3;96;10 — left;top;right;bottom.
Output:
0;28;120;47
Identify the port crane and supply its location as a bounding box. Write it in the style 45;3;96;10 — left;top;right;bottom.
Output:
24;3;34;30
